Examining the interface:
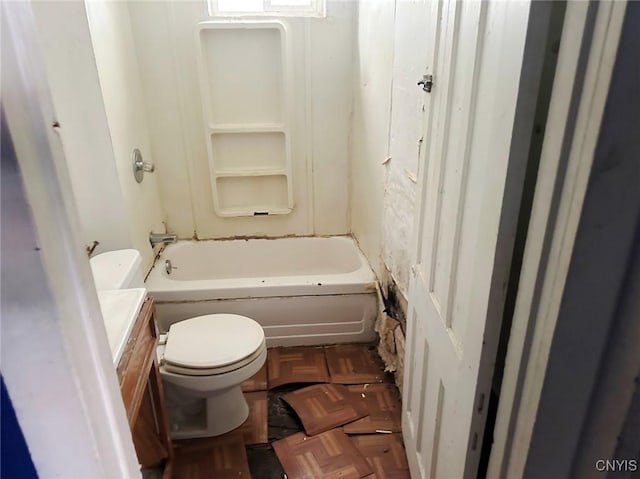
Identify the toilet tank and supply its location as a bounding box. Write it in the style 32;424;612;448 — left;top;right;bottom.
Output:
90;249;144;290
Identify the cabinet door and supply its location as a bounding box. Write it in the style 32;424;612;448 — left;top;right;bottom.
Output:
118;297;173;474
133;385;168;467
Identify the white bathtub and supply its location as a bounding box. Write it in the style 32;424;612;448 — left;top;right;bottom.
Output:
145;236;378;346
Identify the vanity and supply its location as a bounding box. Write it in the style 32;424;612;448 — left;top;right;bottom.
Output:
116;295;173;477
92;250;173;477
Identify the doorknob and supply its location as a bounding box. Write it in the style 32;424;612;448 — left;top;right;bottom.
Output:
418;74;434;93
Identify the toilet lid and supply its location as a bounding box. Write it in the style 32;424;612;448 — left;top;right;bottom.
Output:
163;314;265;370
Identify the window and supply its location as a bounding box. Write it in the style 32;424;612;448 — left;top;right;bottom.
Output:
209;0;325;17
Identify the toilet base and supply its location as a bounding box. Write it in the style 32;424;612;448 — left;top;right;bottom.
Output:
168;385;249;440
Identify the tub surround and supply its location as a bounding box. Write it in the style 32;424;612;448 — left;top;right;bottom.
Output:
128;1;355;239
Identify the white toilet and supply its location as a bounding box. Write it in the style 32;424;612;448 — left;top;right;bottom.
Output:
158;313;266;439
90;249;145;289
90;249;266;439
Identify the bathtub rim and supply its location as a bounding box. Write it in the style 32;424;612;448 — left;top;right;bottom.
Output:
145;235;377;302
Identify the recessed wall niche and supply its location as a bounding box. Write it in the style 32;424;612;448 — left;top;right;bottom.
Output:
197;21;293;217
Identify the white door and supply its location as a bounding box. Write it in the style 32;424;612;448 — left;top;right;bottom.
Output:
402;1;532;478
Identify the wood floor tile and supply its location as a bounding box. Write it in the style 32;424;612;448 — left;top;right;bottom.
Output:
351;434;410;479
325;344;386;384
241;361;268;392
268;346;330;388
173;430;251;479
240;391;268;445
273;429;373;479
282;383;369;436
343;384;402;434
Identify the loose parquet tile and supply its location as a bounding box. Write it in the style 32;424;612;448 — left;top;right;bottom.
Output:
172;430;251;479
343;384;402;434
273;429;373;479
282;383;369;436
239;391;268;445
241;361;268;392
351;433;411;479
325;344;386;384
268;346;330;388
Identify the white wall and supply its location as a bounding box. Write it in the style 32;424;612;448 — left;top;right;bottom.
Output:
349;0;396;279
85;0;167;271
351;0;431;298
127;1;354;240
31;2;131;257
383;0;432;296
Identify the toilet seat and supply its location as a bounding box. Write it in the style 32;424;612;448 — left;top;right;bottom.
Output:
162;313;265;376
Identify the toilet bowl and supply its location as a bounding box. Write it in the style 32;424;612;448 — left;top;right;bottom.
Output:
158;313;266;439
90;249;265;439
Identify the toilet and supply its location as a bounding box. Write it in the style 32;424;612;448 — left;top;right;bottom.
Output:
90;249;145;289
90;249;266;439
158;313;266;439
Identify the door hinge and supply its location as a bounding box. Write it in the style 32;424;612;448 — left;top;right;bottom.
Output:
417;74;434;93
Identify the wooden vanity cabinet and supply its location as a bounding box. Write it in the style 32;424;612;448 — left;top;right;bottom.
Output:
117;296;173;478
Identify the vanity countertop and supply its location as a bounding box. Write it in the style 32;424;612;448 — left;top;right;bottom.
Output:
97;288;147;365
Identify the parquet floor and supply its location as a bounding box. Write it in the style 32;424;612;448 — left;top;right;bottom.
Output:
325;344;387;384
167;344;409;479
172;430;251;479
283;383;368;435
273;429;373;479
239;391;268;445
343;383;402;434
267;346;330;388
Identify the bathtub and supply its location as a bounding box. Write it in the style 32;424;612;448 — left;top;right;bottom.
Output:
145;236;378;347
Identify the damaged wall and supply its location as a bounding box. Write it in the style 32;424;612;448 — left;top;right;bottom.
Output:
351;0;433;390
383;0;431;299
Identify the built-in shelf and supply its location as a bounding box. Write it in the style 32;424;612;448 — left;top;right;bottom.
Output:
214;169;289;177
197;20;293;217
208;123;286;133
215;174;290;216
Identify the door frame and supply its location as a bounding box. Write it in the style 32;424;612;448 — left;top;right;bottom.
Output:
2;2;140;477
487;1;628;476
